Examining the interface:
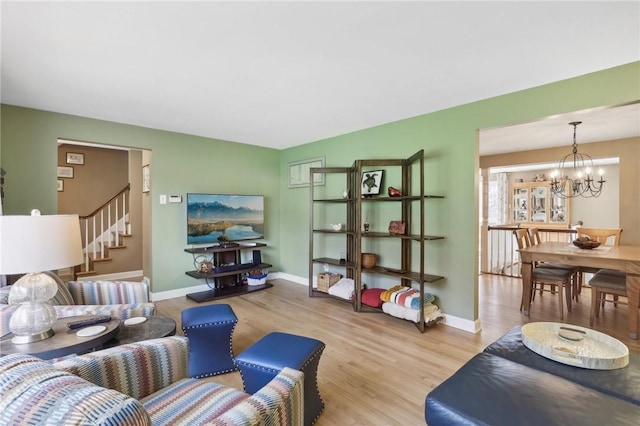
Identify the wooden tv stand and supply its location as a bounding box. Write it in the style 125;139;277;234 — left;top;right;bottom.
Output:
184;242;272;302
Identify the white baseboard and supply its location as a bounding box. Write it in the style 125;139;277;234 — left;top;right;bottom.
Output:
270;273;482;334
76;270;144;282
150;271;483;334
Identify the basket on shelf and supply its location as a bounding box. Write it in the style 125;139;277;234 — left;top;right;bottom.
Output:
246;270;268;286
361;253;377;269
317;272;341;292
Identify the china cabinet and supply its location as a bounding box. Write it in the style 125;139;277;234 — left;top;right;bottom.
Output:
510;181;569;227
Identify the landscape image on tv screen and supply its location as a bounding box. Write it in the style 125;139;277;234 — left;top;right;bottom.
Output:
187;194;264;245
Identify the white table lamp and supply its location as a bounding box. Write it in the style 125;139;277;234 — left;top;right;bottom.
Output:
0;210;83;343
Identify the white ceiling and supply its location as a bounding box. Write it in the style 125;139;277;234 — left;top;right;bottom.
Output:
1;1;639;153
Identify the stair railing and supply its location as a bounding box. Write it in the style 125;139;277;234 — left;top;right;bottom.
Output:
78;184;131;273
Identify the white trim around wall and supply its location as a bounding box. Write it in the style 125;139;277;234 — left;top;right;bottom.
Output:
150;272;480;334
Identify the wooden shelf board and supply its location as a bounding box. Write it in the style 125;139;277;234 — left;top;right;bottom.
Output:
185;263;272;279
186;283;273;303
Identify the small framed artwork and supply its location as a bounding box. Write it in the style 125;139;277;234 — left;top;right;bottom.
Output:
288;157;325;188
57;179;64;192
57;166;74;178
361;170;383;196
66;152;84;165
142;164;150;193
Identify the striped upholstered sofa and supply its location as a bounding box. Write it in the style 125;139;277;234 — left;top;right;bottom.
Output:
0;273;156;336
0;336;304;425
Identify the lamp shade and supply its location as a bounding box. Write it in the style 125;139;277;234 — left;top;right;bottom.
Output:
0;213;84;274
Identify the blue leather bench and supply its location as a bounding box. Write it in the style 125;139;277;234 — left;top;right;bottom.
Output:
425;326;640;425
235;332;325;426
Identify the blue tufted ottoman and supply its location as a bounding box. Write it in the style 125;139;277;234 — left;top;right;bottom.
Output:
181;304;238;378
235;332;325;426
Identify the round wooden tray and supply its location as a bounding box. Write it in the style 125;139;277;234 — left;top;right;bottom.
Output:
521;322;629;370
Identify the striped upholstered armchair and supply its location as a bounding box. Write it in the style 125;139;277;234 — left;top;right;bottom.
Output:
0;336;304;425
0;273;155;336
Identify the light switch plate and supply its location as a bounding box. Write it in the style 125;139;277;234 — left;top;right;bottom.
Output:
159;195;167;204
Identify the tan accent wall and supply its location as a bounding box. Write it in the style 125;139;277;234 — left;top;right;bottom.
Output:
57;144;143;274
480;137;640;245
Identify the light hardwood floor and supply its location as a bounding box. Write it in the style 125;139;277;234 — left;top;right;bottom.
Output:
155;275;639;426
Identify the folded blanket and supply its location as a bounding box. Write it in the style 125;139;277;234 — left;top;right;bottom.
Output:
380;285;435;310
328;278;355;300
382;301;443;324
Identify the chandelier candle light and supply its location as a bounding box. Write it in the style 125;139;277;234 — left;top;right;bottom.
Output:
0;210;83;343
550;121;606;199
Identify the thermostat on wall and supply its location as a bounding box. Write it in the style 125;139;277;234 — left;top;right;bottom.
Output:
168;195;182;203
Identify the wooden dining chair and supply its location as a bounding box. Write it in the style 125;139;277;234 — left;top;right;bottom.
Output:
575;227;623;302
513;229;575;319
528;228;579;300
589;269;627;326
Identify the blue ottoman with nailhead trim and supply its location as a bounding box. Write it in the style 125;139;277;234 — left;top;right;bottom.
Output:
235;332;325;426
181;304;238;378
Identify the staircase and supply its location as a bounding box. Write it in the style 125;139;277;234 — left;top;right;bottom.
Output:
74;184;132;279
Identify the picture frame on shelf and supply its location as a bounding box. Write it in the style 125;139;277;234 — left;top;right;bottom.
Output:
66;152;84;165
142;164;150;193
57;166;74;178
288;157;325;188
361;170;383;196
57;179;64;192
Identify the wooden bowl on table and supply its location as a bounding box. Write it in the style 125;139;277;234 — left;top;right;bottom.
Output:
573;239;601;250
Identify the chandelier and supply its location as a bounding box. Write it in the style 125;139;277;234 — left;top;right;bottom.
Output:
550;121;605;198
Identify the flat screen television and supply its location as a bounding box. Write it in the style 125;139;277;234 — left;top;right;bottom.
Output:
187;193;264;245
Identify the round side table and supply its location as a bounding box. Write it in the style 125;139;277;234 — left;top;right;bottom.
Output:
0;315;121;360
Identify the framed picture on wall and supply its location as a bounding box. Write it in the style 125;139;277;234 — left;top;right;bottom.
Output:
288;157;325;188
57;166;74;178
66;152;84;165
142;164;150;193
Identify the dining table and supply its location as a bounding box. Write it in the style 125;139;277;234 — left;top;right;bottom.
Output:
518;241;640;339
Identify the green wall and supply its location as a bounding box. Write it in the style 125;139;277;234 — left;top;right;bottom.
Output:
279;61;640;323
0;107;281;293
2;61;638;324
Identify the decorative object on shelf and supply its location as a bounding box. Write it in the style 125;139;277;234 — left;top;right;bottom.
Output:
246;270;268;286
388;220;406;235
330;223;343;231
57;166;74;178
364;207;371;232
198;260;214;273
361;253;377;269
550;121;605;199
387;186;402;197
142;164;150;193
317;272;341;292
0;210;83;344
361;170;383;196
533;173;545;182
66;152;84;165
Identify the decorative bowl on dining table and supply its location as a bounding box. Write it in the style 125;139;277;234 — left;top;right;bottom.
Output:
572;238;601;249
